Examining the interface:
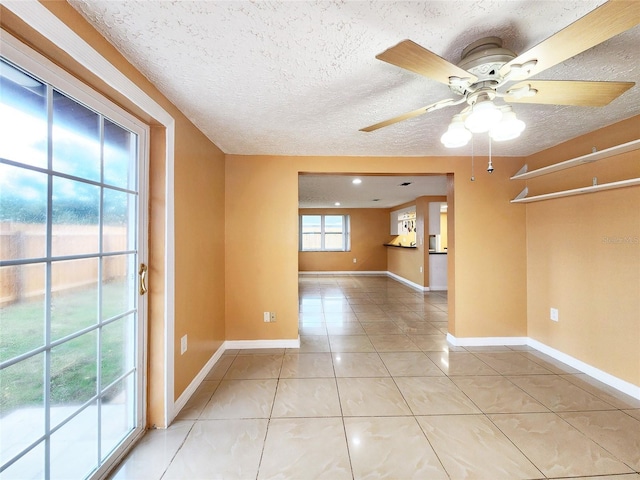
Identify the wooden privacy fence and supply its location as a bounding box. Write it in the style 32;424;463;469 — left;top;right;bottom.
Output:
0;223;128;306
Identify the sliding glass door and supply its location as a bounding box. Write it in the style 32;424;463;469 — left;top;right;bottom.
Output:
0;46;147;479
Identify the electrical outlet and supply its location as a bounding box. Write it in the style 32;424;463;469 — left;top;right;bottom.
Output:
264;311;271;322
550;308;559;322
180;334;188;355
353;258;357;263
270;312;276;322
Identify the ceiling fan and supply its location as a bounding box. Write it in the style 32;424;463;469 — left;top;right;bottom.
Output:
360;0;639;148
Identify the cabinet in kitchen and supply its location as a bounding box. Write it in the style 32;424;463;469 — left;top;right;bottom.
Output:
389;206;416;235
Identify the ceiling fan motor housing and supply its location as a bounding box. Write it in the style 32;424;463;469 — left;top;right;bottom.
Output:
450;37;516;95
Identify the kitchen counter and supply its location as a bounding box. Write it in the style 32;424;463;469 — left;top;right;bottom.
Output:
384;243;417;249
428;251;447;255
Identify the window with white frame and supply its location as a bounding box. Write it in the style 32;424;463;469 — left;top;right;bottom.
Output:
300;214;350;251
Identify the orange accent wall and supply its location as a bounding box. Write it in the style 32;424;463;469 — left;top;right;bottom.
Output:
5;2;228;425
446;174;457;333
523;116;640;386
173;123;226;399
225;156;528;342
387;247;423;285
224;156;299;341
298;208;391;272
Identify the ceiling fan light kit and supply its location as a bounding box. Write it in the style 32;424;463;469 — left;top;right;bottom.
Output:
463;96;503;134
361;1;639;154
441;99;526;148
490;106;526;142
440;114;472;148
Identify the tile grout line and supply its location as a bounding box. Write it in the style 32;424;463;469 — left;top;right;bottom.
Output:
162;276;635;478
157;420;197;480
254;353;285;480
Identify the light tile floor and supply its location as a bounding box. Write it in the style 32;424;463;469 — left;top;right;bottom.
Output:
111;275;640;479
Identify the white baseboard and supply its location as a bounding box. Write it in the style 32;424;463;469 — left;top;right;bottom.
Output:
299;271;387;276
527;338;640;400
171;337;301;423
224;337;301;350
171;345;226;422
298;270;448;293
447;334;528;346
386;271;429;292
447;334;640;400
298;270;442;293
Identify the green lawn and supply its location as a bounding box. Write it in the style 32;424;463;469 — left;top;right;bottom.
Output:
0;280;135;413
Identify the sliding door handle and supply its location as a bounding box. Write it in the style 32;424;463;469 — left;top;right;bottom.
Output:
138;263;148;296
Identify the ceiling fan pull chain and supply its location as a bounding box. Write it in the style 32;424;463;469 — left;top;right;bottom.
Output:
471;137;475;181
487;136;494;174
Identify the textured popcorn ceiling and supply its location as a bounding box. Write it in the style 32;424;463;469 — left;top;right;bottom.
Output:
68;0;639;160
67;1;638;206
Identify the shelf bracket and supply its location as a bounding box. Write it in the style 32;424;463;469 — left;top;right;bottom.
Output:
512;164;528;179
512;187;529;202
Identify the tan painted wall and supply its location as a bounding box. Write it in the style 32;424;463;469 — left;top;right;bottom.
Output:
446;174;457;332
387;247;423;285
5;2;227;423
385;195;446;288
225;157;299;341
417;196;448;288
440;212;448;250
226;156;528;341
523;116;640;386
173;123;226;398
298;208;391;272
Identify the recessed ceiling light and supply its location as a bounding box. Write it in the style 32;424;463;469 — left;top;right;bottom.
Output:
352;178;362;185
334;202;341;206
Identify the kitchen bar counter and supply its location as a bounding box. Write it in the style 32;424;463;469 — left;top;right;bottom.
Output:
383;243;417;249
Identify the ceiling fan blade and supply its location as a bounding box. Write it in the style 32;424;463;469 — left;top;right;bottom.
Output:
376;39;477;86
500;0;640;80
360;105;434;132
504;80;634;106
360;98;462;132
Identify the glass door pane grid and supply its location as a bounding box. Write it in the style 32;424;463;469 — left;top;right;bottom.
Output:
0;60;140;479
0;308;136;371
0;250;138;269
0;158;138;197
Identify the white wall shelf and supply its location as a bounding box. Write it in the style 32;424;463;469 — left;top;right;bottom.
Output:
511;138;640;181
510;178;640;203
